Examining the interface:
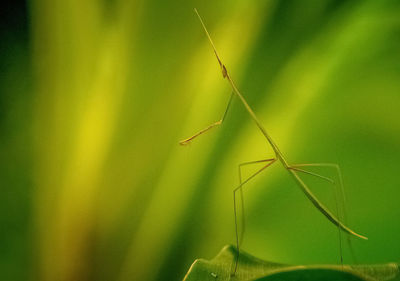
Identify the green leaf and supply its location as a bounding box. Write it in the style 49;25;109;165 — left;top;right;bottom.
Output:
183;245;399;281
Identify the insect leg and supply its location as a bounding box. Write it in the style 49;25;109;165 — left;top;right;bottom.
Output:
179;92;234;145
232;158;277;276
237;158;276;246
289;163;357;264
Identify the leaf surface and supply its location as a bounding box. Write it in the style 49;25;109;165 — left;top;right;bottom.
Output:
183;245;399;281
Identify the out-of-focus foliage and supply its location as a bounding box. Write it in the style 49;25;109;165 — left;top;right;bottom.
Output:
0;0;399;281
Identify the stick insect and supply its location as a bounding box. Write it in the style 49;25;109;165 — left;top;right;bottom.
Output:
180;8;367;276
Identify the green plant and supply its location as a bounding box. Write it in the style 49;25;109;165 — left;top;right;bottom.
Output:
183;246;399;281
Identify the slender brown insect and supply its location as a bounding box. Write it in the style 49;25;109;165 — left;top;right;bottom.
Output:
180;8;367;276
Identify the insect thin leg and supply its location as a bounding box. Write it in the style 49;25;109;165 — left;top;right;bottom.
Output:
289;164;356;265
179;92;234;145
237;158;276;246
232;159;276;276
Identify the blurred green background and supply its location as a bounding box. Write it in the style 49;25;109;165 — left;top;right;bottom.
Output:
1;0;400;280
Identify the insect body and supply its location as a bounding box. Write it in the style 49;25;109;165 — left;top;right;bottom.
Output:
180;8;367;275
